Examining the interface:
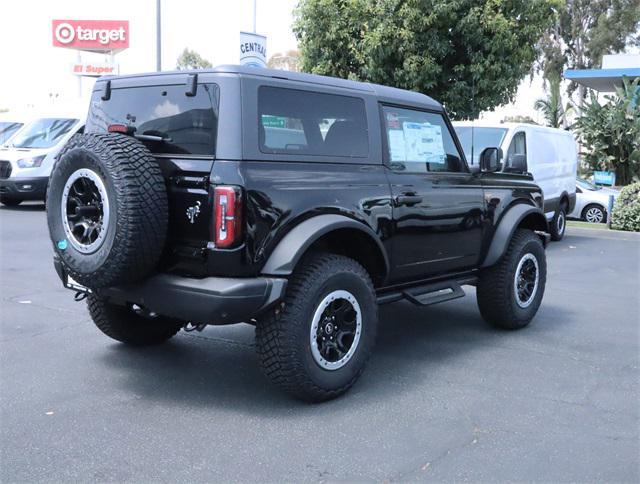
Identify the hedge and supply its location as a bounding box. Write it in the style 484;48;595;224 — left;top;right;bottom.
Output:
611;182;640;232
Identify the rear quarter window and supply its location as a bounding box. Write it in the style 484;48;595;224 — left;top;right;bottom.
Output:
258;86;368;158
86;83;219;156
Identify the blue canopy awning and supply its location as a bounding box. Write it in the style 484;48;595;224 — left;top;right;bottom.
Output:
564;67;640;92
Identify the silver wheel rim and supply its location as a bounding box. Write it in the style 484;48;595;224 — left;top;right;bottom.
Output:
556;211;565;234
514;253;539;308
310;290;362;371
585;207;604;223
61;168;110;254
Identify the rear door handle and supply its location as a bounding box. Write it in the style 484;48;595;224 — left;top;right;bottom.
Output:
395;195;423;206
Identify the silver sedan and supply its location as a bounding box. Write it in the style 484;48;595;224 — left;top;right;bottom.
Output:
569;178;619;224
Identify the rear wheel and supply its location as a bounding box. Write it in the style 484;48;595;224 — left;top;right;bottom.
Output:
582;204;606;224
550;203;567;241
87;294;183;345
477;229;546;330
256;253;378;402
1;197;22;207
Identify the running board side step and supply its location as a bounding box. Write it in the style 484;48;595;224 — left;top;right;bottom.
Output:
377;280;467;306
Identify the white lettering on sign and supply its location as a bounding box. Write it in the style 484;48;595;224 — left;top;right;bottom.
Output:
56;24;126;45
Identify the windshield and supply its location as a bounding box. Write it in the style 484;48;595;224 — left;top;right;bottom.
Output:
0;122;23;144
11;118;78;149
454;126;508;165
577;178;599;191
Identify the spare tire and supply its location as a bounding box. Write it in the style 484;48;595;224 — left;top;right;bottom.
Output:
47;133;168;289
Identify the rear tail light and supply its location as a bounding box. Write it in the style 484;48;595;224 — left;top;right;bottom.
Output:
213;186;243;248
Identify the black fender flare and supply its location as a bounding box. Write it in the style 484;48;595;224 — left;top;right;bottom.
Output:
261;214;389;277
481;204;548;268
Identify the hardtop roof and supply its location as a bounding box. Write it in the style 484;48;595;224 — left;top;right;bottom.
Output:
97;64;443;111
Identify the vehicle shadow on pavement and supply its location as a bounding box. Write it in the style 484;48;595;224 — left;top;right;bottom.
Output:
97;296;571;413
0;203;46;212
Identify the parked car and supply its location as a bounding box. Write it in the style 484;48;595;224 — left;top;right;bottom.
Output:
0;116;84;206
453;122;577;241
46;66;550;401
569;177;619;224
0;115;25;146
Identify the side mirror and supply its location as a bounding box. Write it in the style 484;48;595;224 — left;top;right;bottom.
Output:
509;153;527;173
480;147;503;173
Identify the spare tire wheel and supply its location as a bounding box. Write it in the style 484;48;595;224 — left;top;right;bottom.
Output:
47;133;168;289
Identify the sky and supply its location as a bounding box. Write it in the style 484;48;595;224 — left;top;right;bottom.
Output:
0;0;298;113
0;1;635;122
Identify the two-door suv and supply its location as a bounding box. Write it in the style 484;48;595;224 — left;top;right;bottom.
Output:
47;66;550;401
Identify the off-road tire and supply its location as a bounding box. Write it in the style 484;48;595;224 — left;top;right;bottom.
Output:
87;294;182;345
47;134;168;289
1;197;22;207
256;253;378;402
477;229;546;330
550;203;567;241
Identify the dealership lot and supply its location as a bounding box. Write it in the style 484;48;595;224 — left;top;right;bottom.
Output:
1;203;638;482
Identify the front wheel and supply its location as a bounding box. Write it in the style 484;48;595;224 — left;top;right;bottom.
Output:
87;295;183;345
477;229;547;330
255;253;378;402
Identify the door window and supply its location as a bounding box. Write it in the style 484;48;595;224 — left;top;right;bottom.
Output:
506;131;527;168
381;106;464;173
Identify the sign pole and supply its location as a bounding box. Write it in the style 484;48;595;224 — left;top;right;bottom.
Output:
253;0;257;33
156;0;162;71
77;51;82;98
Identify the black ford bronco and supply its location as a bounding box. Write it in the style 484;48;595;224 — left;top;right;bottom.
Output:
47;65;550;401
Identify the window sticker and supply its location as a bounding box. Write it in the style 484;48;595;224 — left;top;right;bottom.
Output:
402;122;446;164
388;129;406;161
386;112;400;129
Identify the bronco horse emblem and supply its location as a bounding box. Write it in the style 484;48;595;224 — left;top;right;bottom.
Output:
186;201;201;224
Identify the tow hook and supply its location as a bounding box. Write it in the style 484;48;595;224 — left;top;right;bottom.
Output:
183;322;207;332
74;291;88;302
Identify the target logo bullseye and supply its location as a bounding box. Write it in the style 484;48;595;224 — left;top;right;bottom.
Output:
52;20;129;51
55;23;75;44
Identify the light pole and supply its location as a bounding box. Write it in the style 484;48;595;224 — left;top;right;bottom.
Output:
156;0;162;71
253;0;257;33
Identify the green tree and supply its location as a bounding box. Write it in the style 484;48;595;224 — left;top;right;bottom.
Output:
176;48;212;70
574;77;640;186
534;74;572;127
294;0;561;119
538;0;640;104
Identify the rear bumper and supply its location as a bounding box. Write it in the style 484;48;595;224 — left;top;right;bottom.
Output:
53;257;287;325
0;176;48;200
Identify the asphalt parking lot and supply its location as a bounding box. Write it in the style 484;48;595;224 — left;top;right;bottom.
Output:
1;202;639;483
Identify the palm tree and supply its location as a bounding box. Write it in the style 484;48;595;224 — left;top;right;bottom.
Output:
534;75;572;128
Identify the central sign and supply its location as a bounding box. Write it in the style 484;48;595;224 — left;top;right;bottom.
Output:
239;31;267;68
52;20;129;52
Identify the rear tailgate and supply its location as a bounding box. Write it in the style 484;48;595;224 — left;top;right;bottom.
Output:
85;79;220;275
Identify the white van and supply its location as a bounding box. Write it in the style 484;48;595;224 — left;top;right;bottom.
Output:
453;122;577;240
0;115;84;206
0;114;26;146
